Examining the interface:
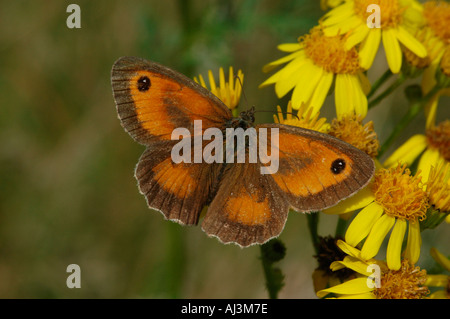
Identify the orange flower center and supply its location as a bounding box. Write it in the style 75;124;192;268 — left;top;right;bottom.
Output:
372;164;429;222
301;27;361;74
354;0;405;29
373;260;429;299
427;120;450;161
328;115;379;158
423;1;450;44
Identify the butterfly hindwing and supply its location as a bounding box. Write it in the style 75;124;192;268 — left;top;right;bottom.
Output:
135;140;224;225
201;161;289;247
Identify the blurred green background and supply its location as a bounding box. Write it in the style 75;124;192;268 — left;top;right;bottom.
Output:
0;0;448;298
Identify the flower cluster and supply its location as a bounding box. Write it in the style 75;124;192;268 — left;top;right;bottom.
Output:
196;0;449;299
260;0;449;299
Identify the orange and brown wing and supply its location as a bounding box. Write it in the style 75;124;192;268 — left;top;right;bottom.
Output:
111;56;232;145
263;124;375;212
135;140;224;225
201;161;289;247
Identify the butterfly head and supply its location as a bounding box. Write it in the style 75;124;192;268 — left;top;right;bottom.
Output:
228;106;256;129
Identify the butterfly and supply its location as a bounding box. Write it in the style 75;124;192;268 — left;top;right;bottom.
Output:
111;56;375;247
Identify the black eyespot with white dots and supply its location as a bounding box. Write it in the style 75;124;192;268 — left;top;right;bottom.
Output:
331;158;346;174
137;76;151;92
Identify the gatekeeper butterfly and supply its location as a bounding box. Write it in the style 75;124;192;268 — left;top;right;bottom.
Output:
111;56;375;247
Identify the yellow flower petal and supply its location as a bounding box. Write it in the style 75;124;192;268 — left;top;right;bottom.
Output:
383;134;427;168
417;148;443;183
274;57;309;97
386;219;407;271
351;74;368;118
208;70;217;92
317;277;373;298
335;73;348;117
395;25;427;58
357;71;372;96
336;292;376;299
336;239;364;259
428;290;449;299
322;1;355;27
359;28;381;70
259;69;282;88
345;202;384;247
308;71;334;115
262;50;305;73
382;29;402;74
323;186;375;215
332;256;373;276
426;274;449;287
291;62;324;109
361;214;396;260
425;96;439;130
430;248;450;272
335;73;367;118
345;23;370;50
404;220;421;265
277;43;302;52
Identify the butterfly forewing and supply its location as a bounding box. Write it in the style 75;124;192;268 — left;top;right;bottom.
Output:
111;56;232;145
261;124;375;212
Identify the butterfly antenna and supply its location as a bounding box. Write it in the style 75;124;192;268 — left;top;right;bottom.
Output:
235;74;250;110
254;109;300;120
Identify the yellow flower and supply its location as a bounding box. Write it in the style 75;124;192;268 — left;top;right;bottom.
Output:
327;114;379;158
321;0;427;73
317;240;429;299
260;27;370;118
423;1;450;44
426;248;450;299
426;162;450;213
194;66;244;111
418;1;450;128
325;164;429;270
273;101;330;133
403;1;450;70
384;120;450;182
419;162;450;229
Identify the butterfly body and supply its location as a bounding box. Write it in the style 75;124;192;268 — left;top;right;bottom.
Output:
111;56;375;247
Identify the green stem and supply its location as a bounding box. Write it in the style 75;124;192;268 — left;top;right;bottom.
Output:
306;213;320;255
367;69;393;100
378;102;421;158
335;217;348;238
369;73;406;109
260;239;286;299
378;84;442;158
